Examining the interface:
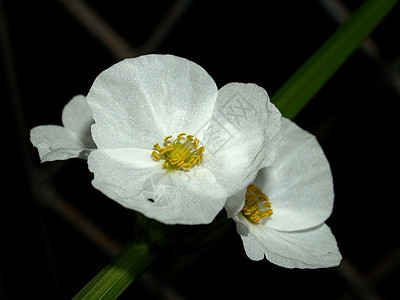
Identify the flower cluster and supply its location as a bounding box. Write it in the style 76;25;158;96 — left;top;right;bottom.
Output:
31;54;341;268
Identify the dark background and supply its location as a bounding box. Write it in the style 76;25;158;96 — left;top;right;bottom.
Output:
1;0;399;299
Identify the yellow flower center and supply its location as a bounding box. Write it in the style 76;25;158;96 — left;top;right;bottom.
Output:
241;184;273;223
151;133;205;170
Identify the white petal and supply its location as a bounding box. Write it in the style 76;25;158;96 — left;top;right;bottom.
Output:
240;232;265;261
239;215;342;268
61;95;94;139
88;148;227;224
31;95;96;162
202;83;282;195
232;215;249;236
87;54;218;150
253;118;334;231
30;125;92;162
224;188;246;218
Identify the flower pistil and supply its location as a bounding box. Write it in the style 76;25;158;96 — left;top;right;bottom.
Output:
151;133;205;170
241;184;273;223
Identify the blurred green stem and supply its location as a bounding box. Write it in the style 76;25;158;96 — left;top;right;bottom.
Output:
72;240;157;300
273;0;398;119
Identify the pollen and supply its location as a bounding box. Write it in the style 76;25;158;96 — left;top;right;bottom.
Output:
151;133;205;171
241;184;273;223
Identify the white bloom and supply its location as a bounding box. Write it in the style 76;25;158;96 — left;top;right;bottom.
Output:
86;54;283;225
30;95;95;162
227;118;342;268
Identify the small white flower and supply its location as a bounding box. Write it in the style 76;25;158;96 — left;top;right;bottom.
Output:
85;54;283;225
227;118;342;268
30;95;96;162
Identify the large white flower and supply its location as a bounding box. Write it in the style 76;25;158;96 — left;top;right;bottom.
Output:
86;54;283;225
227;118;342;268
30;95;95;162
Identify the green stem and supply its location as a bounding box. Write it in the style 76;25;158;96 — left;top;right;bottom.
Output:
72;240;157;300
273;0;399;119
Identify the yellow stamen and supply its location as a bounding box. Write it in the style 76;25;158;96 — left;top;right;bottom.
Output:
164;135;172;144
151;133;205;171
197;146;205;155
151;151;160;160
177;132;186;141
241;184;273;224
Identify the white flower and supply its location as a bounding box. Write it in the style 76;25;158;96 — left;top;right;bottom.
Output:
227;118;342;268
85;54;283;225
30;95;96;162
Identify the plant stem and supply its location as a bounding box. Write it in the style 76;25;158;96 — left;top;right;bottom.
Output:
273;0;399;119
72;240;157;300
